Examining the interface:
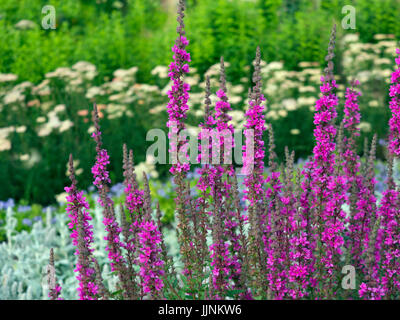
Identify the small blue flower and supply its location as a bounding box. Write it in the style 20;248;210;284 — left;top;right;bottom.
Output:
1;198;15;210
18;205;31;213
22;218;32;226
158;188;166;197
110;183;124;197
378;139;387;146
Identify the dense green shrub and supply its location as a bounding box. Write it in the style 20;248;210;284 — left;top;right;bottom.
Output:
1;0;400;84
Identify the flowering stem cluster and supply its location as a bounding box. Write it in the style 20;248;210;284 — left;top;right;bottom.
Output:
65;154;99;299
50;4;400;301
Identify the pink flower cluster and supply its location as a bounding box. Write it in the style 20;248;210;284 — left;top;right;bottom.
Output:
48;285;63;300
65;186;98;299
91;147;111;204
138;220;165;297
209;241;231;298
375;186;400;297
91;130;125;273
124;183;144;216
388;48;400;155
166;33;191;175
243;63;267;206
243;97;266;194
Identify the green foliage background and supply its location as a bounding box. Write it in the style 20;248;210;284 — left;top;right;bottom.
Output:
1;0;399;84
0;0;399;205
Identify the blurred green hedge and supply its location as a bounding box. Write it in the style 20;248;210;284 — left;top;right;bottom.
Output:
0;0;399;84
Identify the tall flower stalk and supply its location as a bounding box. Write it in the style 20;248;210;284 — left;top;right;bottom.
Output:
166;0;196;290
388;48;400;155
194;76;214;295
91;104;136;299
305;25;347;297
65;154;98;300
371;53;400;296
47;248;63;300
137;174;165;299
242;46;268;297
121;144;142;295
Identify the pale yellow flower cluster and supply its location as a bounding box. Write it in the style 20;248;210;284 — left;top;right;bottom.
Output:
1;32;398;159
260;59;322;119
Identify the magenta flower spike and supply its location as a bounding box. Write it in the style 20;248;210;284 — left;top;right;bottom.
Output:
65;154;98;300
375;157;400;299
138;220;165;299
91;105;125;269
167;0;191;176
165;0;197;291
208;58;245;298
91;104;136;300
301;25;348;298
122;145;144;262
47;248;63;300
243;47;267;207
388;48;400;156
242;46;270;298
341;80;367;266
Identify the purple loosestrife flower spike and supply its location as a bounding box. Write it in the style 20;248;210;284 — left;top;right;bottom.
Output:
231;174;252;299
243;47;269;297
289;167;311;299
348;135;377;271
48;248;63;300
324;24;336;82
305;24;346;298
137;189;165;300
123;145;144;220
208;57;241;299
359;216;384;300
243;46;266;196
341;80;367;267
341;80;362;188
156;203;176;278
65;154;98;300
121;145;142;296
91;104;135;300
264;125;289;299
167;0;191;175
388;48;400;156
167;0;196;291
374;154;400;299
138;222;165;299
94;259;109;300
123;146;144;267
195;76;214;286
283;149;307;299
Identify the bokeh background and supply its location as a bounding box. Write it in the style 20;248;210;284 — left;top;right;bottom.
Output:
0;0;399;205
